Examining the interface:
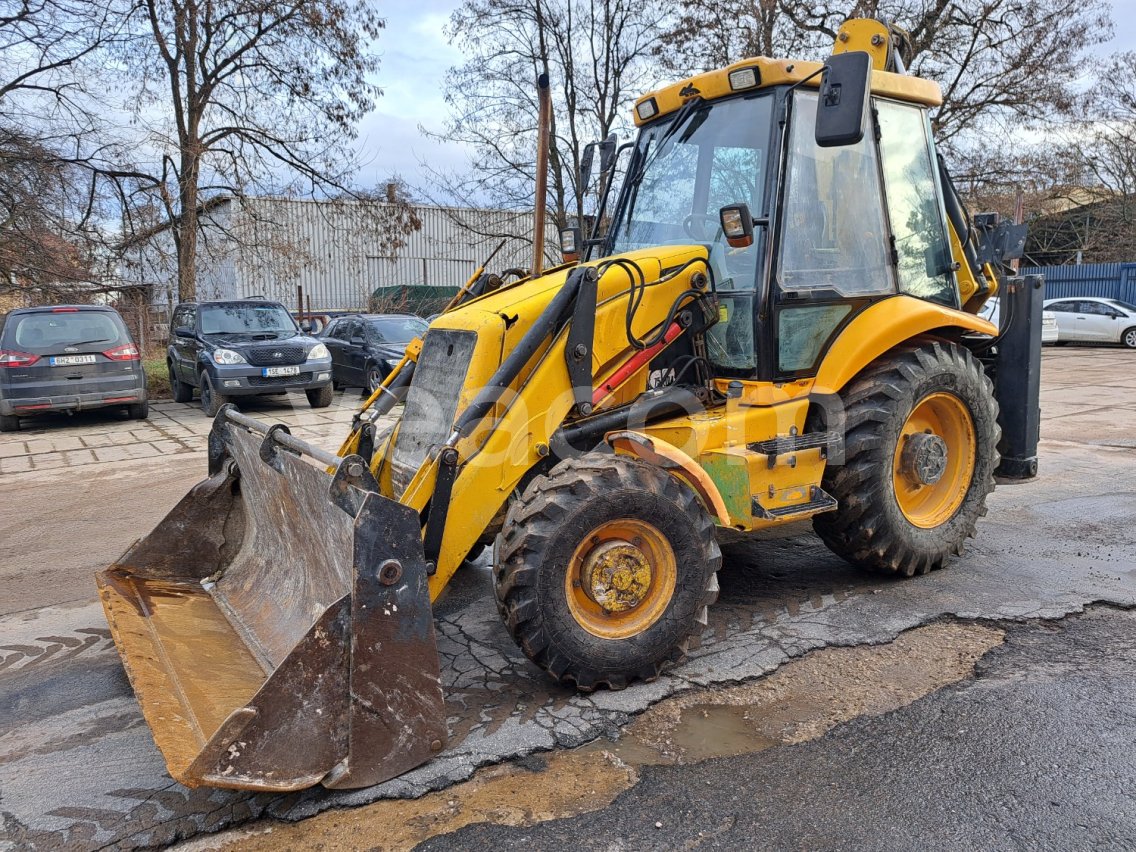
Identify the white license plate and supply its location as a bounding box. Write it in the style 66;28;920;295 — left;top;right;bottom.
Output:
262;365;300;377
50;355;96;366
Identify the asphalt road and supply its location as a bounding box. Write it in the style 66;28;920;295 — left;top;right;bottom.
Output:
0;348;1134;850
425;606;1136;851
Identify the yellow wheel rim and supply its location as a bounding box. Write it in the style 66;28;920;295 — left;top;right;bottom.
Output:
892;392;976;529
565;519;678;640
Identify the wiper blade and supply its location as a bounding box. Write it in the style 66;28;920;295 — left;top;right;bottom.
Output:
70;338;113;346
630;96;704;186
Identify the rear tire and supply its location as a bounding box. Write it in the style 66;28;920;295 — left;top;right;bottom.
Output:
494;452;721;691
128;401;149;420
813;340;999;577
306;384;334;408
200;371;231;417
169;363;192;403
1122;327;1136;349
0;414;19;433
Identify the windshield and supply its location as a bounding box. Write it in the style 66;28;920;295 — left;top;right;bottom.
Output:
199;304;297;336
368;316;428;344
609;94;774;373
611;95;771;260
1109;300;1136;314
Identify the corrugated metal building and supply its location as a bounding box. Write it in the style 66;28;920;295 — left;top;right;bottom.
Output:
118;196;555;313
1021;262;1136;303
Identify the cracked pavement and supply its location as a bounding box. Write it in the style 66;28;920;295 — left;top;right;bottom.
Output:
0;349;1134;850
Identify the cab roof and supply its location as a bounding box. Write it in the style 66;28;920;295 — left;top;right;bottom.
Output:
632;56;942;127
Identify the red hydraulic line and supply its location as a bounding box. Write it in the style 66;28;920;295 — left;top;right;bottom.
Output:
592;320;684;407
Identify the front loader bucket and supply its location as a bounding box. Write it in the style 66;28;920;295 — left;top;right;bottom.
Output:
96;407;447;792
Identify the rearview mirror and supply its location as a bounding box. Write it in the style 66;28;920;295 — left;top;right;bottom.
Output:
580;142;596;188
598;133;618;175
815;51;872;148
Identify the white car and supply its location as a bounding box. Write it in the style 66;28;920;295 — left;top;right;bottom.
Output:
977;297;1059;344
1043;296;1136;348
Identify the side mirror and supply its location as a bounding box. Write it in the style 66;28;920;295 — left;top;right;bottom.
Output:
815;51;872;148
598;133;618;175
350;336;365;346
719;203;754;249
174;325;194;338
299;320;312;333
580;142;596;188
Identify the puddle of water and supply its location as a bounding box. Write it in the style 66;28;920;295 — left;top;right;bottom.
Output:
187;622;1004;852
666;704;779;762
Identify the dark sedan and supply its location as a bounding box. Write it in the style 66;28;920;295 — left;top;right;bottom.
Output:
320;314;428;394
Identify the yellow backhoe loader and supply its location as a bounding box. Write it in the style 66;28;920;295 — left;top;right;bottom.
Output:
98;19;1040;792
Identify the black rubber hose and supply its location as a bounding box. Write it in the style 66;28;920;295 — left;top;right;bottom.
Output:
452;267;590;439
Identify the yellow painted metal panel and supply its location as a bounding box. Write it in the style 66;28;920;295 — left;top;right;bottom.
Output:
633;57;941;127
813;295;996;395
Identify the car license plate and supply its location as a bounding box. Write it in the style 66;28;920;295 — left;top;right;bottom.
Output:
50;355;96;366
262;365;300;377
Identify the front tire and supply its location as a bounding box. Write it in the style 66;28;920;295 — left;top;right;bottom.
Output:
1122;327;1136;349
495;453;721;691
306;384;334;408
200;371;231;417
814;341;999;577
365;362;386;395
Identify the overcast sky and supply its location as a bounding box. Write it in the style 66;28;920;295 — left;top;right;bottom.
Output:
356;0;1136;195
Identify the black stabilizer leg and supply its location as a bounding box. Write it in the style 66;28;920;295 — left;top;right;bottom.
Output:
994;274;1044;480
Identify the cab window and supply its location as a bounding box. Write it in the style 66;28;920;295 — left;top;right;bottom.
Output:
876;100;955;305
777;90;894;298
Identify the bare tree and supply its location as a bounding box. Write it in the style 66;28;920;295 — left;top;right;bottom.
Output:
0;0;128;300
425;0;667;236
656;0;1112;149
111;0;388;301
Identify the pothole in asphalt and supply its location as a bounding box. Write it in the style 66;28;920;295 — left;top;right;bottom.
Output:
177;621;1004;852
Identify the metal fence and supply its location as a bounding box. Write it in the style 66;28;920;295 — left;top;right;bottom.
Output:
1021;262;1136;303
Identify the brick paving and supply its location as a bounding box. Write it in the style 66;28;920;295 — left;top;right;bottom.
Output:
0;391;366;474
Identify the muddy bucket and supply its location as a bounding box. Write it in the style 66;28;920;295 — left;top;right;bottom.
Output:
96;407;447;791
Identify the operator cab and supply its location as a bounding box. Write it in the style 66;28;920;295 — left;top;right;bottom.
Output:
599;53;958;383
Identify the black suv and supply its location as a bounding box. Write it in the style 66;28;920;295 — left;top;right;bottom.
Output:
0;304;148;432
167;299;334;415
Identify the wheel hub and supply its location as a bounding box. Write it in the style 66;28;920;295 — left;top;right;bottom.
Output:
900;431;949;486
581;540;653;612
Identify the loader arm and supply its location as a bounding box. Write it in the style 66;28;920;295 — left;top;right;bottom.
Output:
380;246;716;598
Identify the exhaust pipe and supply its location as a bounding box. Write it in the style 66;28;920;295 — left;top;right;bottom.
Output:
532;71;552;278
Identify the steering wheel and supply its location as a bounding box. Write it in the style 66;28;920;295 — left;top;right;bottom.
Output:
682;213;720;242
